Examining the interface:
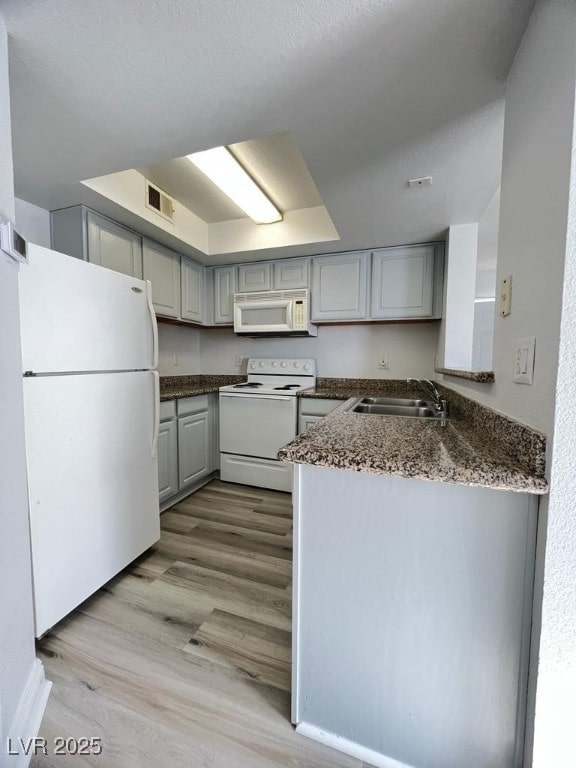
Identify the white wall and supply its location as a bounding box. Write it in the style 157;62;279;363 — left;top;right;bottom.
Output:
198;323;439;379
15;197;51;248
157;323;201;375
0;14;49;757
435;2;576;765
437;0;575;438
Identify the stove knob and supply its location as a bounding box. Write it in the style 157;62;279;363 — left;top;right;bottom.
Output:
293;362;300;368
303;363;310;371
259;361;265;368
272;361;278;367
280;362;287;368
250;362;257;369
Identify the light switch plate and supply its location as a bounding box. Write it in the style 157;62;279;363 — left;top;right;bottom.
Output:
513;336;536;384
500;275;512;317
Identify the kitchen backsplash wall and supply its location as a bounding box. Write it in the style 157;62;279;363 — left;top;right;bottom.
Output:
198;323;440;378
158;323;201;375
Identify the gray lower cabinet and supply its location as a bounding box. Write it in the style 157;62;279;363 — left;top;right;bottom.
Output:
158;394;217;507
181;258;206;323
143;238;180;318
298;398;345;434
158;414;178;503
213;266;237;325
311;251;370;322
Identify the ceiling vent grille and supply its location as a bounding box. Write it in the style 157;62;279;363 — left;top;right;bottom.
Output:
145;179;174;222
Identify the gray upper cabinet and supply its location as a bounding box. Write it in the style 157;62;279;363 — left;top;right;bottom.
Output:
86;211;143;278
142;238;180;319
370;245;435;319
238;262;271;292
51;205;143;278
213;266;237;325
273;258;309;290
181;257;206;324
311;251;370;321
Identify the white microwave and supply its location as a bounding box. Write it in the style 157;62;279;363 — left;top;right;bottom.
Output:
233;289;318;337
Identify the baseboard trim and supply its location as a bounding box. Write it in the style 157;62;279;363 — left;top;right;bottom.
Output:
295;722;416;768
5;659;52;768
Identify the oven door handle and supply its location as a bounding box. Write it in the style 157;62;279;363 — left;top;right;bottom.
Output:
219;393;293;401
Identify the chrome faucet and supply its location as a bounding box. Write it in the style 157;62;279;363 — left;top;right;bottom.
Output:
407;379;449;418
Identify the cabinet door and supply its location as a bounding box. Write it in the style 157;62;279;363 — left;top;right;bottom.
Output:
371;245;435;319
178;409;213;488
181;258;206;323
298;414;324;434
311;252;370;321
214;266;237;324
238;262;271;292
158;419;178;503
142;239;180;318
86;211;143;278
273;258;309;290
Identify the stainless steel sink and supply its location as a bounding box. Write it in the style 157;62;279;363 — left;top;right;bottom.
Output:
348;397;448;419
360;396;431;407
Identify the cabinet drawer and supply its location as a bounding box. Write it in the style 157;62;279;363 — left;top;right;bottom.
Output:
299;398;345;416
177;394;210;416
160;399;176;421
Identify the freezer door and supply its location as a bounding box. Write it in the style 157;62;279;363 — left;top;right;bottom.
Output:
219;393;297;459
19;244;157;373
23;371;160;637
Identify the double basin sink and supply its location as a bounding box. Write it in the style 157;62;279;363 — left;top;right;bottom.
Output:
348;396;448;420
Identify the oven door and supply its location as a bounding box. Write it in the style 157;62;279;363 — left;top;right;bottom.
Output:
219;392;297;459
234;298;294;334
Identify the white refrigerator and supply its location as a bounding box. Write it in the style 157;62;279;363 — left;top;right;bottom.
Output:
18;244;161;637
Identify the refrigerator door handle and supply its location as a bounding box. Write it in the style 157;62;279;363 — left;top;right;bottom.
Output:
146;280;159;370
152;371;160;459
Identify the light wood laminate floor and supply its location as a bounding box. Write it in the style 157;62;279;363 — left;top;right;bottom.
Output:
32;480;366;767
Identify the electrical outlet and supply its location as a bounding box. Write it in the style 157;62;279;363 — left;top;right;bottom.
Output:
378;356;389;370
235;355;244;367
173;353;180;366
513;336;536;385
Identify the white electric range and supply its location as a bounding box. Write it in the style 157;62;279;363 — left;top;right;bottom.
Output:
219;358;316;492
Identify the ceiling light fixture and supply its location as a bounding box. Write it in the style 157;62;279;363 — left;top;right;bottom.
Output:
187;146;282;224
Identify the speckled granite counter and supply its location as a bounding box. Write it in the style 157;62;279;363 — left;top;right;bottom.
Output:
284;379;548;494
160;374;243;401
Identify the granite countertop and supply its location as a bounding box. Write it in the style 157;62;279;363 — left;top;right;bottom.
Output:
282;379;548;495
160;374;243;401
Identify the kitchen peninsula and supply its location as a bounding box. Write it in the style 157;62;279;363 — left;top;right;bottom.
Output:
279;381;546;768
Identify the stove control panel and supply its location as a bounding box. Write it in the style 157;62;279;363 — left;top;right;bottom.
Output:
247;358;316;376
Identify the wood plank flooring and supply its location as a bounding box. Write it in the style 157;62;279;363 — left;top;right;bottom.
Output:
32;480;366;768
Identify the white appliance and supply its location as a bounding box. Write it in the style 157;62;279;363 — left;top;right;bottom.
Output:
219;358;316;492
19;244;161;637
233;289;318;337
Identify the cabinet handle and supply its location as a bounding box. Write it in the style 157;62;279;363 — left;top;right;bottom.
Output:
152;371;160;459
146;279;159;369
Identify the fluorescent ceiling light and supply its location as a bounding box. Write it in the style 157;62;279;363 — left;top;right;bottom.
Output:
187;146;282;224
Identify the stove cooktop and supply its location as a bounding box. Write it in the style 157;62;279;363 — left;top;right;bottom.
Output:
220;357;317;397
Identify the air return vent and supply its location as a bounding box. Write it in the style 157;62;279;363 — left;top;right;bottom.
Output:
145;180;174;222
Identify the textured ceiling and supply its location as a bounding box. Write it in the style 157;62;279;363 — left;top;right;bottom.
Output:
1;0;536;264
